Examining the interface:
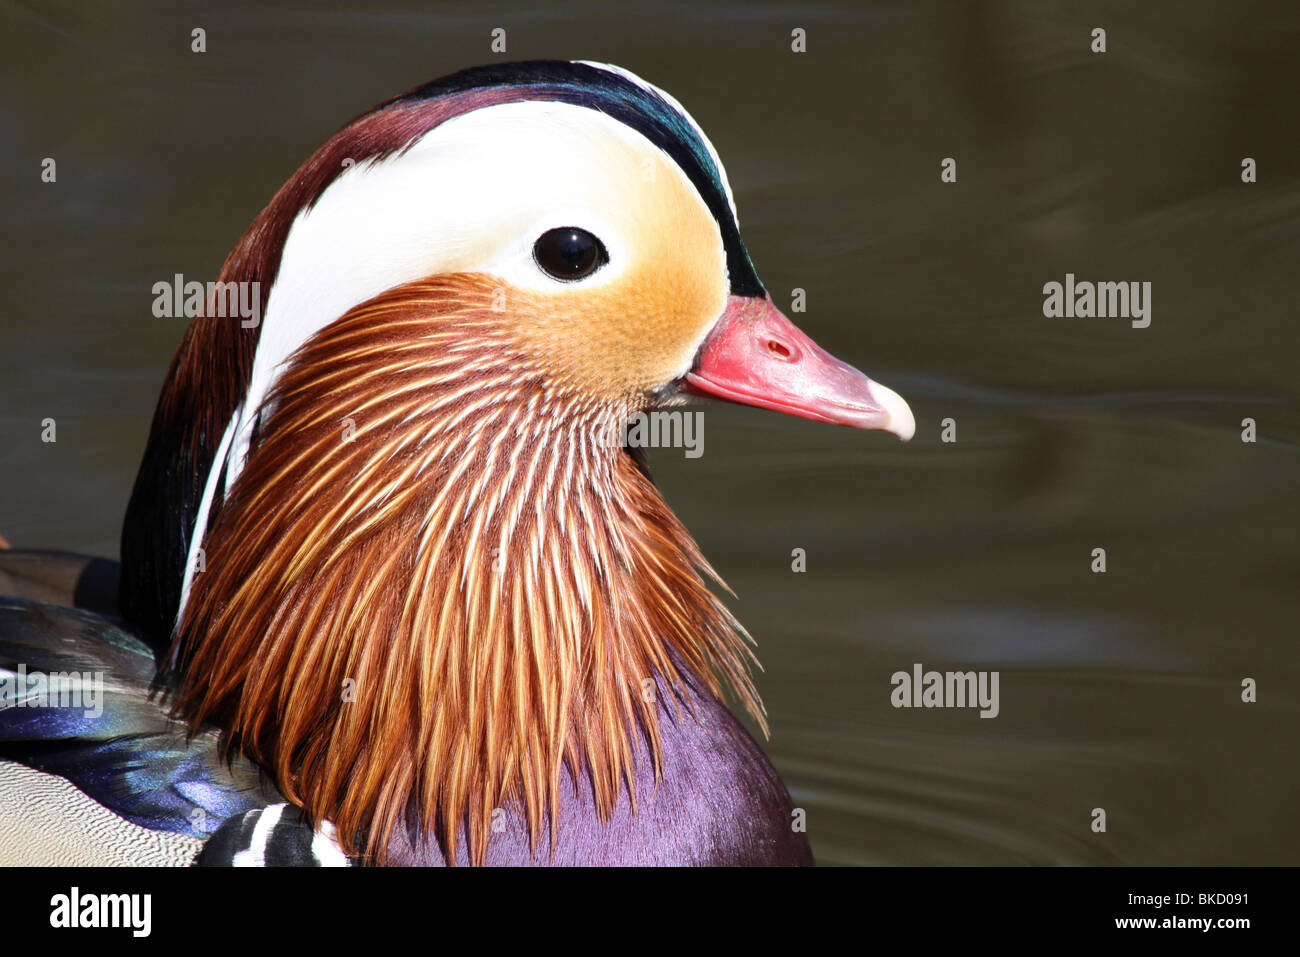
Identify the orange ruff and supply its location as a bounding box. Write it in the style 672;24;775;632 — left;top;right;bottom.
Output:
169;275;764;865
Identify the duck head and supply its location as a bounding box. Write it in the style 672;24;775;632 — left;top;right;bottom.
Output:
120;61;913;864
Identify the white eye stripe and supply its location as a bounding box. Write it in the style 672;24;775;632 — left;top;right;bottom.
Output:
481;203;629;293
174;98;729;622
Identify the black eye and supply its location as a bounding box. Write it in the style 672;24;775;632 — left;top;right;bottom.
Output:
533;227;608;282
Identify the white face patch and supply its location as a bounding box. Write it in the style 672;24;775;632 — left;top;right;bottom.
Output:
236;98;725;468
179;93;733;618
576;61;738;223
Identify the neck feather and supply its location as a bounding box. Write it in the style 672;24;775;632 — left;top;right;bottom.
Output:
168;277;764;864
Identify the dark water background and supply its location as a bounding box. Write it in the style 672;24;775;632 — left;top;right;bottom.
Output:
2;1;1297;864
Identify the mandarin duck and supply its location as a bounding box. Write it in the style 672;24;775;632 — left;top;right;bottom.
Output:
0;60;913;866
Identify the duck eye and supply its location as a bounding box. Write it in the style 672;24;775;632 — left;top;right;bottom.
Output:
533;227;607;282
